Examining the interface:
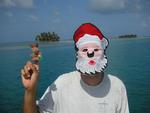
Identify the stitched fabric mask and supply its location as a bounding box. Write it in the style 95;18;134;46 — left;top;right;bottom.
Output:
73;23;109;75
76;43;107;75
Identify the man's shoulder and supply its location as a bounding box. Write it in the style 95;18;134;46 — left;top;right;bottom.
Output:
107;74;126;90
53;71;80;88
108;74;123;83
57;71;80;80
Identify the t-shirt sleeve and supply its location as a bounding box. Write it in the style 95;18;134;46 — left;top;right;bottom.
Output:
117;81;130;113
36;83;57;113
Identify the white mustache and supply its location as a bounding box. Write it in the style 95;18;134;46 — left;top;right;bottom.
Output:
76;55;108;75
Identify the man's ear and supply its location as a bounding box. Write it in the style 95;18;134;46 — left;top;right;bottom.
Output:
74;44;79;51
102;37;109;50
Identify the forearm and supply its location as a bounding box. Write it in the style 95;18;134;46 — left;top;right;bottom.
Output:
23;90;39;113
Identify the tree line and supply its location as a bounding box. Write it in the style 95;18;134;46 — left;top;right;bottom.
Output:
118;34;137;38
35;32;60;42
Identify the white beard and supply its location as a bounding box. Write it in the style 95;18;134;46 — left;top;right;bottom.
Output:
76;55;108;75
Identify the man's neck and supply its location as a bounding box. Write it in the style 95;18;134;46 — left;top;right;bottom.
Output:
80;72;104;86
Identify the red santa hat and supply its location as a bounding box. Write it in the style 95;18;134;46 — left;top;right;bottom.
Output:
73;23;108;49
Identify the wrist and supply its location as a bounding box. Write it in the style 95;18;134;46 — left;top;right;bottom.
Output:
25;88;37;96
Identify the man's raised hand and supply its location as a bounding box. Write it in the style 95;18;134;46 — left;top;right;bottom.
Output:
21;61;39;91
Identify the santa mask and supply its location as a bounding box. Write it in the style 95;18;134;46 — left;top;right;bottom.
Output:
73;23;109;75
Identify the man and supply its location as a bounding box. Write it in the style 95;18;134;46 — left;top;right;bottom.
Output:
21;23;129;113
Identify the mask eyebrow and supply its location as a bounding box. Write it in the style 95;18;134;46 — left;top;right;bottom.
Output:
94;49;99;51
82;48;88;52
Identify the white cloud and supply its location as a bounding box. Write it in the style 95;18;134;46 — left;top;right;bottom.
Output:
141;21;147;28
0;0;34;8
134;4;141;11
53;10;60;16
89;0;126;13
148;16;150;21
141;16;150;28
52;18;61;23
89;0;150;13
0;0;15;7
29;15;39;22
17;0;34;8
4;11;13;17
43;0;48;4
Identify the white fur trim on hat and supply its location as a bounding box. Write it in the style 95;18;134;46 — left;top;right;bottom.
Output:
76;34;108;49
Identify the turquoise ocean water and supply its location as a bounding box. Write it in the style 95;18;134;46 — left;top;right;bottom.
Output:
0;38;150;113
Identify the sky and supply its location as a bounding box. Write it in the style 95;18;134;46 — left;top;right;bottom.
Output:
0;0;150;42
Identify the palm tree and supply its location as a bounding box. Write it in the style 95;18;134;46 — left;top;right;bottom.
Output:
35;32;60;42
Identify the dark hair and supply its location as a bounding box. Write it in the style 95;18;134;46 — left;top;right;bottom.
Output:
30;43;38;48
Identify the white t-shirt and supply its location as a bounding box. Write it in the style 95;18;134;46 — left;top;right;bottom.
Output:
37;71;129;113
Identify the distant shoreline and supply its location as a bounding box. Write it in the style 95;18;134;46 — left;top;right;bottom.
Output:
0;40;74;51
0;37;150;51
1;36;150;45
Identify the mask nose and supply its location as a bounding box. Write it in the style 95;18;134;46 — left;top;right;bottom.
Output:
87;51;94;58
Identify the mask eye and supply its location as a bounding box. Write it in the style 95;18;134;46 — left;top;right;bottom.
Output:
82;49;88;52
94;49;99;52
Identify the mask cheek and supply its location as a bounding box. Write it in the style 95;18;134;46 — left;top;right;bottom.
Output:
94;51;104;58
77;51;87;58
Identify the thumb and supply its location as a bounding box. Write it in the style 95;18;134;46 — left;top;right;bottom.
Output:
30;64;39;81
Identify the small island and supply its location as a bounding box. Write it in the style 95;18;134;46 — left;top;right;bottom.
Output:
118;34;137;39
35;32;60;42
